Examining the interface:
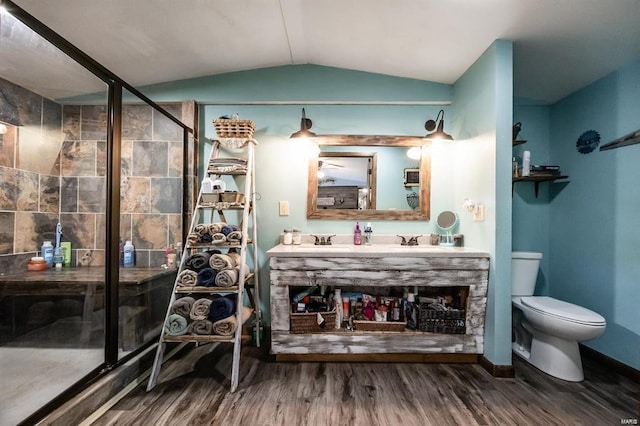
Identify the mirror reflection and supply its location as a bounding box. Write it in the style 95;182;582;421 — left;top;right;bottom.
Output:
317;152;376;210
307;135;431;221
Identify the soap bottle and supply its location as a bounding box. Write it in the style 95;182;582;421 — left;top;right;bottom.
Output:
123;240;135;267
42;241;54;268
353;222;362;245
364;222;373;245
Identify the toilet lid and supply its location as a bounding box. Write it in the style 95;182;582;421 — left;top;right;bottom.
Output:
521;296;606;325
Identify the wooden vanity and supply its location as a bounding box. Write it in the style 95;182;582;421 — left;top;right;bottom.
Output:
267;237;490;360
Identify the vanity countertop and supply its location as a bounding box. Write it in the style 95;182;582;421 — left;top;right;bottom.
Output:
267;242;489;258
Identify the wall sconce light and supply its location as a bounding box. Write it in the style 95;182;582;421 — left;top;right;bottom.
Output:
425;109;453;141
290;108;316;138
0;123;7;135
406;146;421;160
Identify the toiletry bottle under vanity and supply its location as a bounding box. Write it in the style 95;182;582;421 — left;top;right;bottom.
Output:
334;288;342;329
354;221;362;245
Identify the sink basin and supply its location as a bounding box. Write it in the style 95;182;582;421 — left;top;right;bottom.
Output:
294;244;350;251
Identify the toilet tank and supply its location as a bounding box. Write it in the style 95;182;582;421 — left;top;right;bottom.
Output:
512;251;543;296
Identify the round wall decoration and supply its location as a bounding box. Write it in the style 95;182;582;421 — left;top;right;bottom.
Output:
576;130;601;154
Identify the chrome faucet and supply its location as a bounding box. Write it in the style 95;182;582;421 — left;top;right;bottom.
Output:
311;234;335;245
397;235;422;246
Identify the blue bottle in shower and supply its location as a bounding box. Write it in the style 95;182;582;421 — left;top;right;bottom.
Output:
123;240;135;267
42;241;54;267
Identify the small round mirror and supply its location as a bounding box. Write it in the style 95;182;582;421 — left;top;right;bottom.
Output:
436;210;458;246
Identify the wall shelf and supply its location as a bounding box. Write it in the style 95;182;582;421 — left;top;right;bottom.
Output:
512;175;569;197
512;140;527;147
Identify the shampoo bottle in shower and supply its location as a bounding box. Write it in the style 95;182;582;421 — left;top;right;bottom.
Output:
123;240;135;267
354;221;362;245
42;241;54;268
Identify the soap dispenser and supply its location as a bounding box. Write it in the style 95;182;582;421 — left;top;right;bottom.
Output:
353;221;362;245
364;222;373;245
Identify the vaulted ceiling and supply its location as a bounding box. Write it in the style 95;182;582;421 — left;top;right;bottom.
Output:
5;0;640;104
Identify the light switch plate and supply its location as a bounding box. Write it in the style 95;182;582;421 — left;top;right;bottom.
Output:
473;204;485;221
279;201;289;216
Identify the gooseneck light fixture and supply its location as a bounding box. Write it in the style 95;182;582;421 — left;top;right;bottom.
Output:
289;108;316;138
425;109;453;141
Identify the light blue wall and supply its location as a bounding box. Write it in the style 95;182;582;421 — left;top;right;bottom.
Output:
452;40;513;366
514;61;640;369
139;64;452;104
548;61;640;369
512;106;552;295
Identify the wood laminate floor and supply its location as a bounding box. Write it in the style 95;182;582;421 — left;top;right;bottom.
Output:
92;342;639;426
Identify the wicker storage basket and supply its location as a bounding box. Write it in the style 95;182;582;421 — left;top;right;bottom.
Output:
213;119;255;139
417;306;466;334
220;191;244;204
290;310;336;333
353;320;406;332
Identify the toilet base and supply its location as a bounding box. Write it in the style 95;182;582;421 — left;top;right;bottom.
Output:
517;331;584;382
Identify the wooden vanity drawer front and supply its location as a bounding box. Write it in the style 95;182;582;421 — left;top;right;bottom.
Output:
269;256;489;273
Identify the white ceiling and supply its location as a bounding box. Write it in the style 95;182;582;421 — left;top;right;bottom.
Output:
6;0;640;104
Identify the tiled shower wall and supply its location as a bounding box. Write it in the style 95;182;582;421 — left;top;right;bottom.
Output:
0;77;190;274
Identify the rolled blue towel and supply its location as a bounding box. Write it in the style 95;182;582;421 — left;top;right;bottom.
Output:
184;252;211;272
165;314;189;336
208;294;237;323
197;267;218;287
221;225;234;236
199;233;213;243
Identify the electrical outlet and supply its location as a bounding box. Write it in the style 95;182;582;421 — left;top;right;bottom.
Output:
279;201;289;216
473;204;485;222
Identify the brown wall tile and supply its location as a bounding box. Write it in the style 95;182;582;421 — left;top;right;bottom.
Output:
40;174;60;213
120;177;149;213
150;178;181;213
0;125;16;168
62;140;97;176
81;105;108;140
122;104;152;140
132;141;168;177
0;212;15;254
15;169;38;211
63;105;81;140
132;214;167;250
60;213;96;250
77;177;105;213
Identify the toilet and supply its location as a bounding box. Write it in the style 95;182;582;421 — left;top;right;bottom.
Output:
511;251;606;382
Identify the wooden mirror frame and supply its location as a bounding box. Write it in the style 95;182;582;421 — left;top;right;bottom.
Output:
307;135;431;220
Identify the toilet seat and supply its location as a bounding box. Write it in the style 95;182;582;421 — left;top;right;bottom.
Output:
521;296;606;326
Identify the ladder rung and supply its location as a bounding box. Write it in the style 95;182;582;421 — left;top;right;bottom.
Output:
163;334;236;344
174;274;254;293
197;204;245;210
186;241;253;249
175;286;239;294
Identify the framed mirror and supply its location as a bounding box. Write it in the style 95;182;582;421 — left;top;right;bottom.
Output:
307;135;431;220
